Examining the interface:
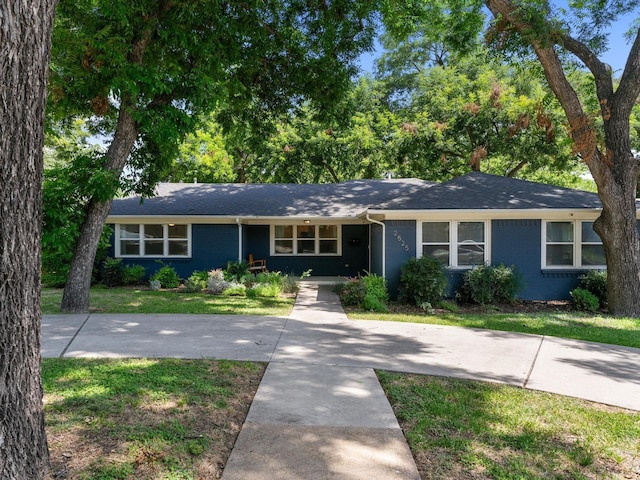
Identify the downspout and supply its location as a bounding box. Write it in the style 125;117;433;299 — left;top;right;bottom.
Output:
236;218;242;263
366;213;385;278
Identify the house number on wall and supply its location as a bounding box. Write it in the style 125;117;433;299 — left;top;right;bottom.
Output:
393;230;410;252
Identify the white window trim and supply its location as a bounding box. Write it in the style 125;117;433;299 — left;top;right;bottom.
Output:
115;224;192;258
417;220;491;268
270;224;342;256
541;220;605;269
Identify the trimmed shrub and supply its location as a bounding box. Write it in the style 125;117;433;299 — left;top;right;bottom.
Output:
458;264;522;305
150;265;180;289
101;257;124;287
398;256;448;306
122;264;146;286
571;287;600;312
577;270;607;308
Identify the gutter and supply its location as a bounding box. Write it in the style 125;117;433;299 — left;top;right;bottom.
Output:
236;218;242;262
366;213;385;278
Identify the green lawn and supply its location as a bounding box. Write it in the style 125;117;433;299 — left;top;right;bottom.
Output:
349;309;640;348
379;371;640;479
41;287;295;316
43;358;264;479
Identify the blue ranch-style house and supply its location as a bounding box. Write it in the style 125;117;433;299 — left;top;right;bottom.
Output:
106;171;621;300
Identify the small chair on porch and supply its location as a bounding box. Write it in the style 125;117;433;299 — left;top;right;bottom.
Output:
248;253;267;274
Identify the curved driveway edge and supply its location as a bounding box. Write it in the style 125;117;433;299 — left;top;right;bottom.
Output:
42;284;640;411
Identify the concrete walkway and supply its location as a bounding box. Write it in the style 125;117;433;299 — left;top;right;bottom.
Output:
42;283;640;478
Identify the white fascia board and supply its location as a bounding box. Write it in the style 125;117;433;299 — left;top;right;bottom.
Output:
106;215;239;225
366;208;606;221
106;214;366;225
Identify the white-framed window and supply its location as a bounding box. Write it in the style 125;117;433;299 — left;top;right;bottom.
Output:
419;221;489;267
543;220;605;268
271;224;341;256
116;224;191;257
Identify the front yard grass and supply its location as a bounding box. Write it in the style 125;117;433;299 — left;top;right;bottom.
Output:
43;358;640;480
348;309;640;349
43;358;265;480
378;371;640;479
41;287;295;316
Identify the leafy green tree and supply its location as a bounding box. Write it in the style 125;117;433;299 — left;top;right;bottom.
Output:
166;119;235;184
50;0;383;312
481;0;640;316
250;77;396;183
42;131;113;286
384;53;584;186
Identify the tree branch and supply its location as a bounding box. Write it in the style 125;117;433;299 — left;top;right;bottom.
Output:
614;28;640;118
561;35;614;101
485;0;601;168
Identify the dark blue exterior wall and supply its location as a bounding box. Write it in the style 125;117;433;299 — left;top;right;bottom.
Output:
370;224;383;276
384;220;416;297
491;219;582;300
111;224;239;280
243;224;369;277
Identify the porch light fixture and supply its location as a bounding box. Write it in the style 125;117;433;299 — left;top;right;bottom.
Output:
303;219;310;224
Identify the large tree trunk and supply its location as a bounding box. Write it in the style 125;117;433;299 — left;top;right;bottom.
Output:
0;1;57;478
61;106;138;313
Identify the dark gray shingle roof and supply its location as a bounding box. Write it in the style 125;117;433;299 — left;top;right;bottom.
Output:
416;171;602;210
108;172;602;218
109;178;437;217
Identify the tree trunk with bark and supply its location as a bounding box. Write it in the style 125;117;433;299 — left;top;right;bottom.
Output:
486;0;640;317
61;106;139;313
0;1;57;478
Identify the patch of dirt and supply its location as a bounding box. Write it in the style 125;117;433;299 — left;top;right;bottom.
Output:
383;299;575;316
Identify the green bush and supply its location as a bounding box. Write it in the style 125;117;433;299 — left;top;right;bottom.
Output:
571;287;600;312
337;274;388;312
458;264;522;305
337;279;366;307
122;264;146;285
224;260;251;283
150;265;180;289
101;257;124;287
577;270;607;308
222;283;246;296
398;256;448;306
362;292;387;312
247;283;281;298
361;274;388;312
182;270;209;292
